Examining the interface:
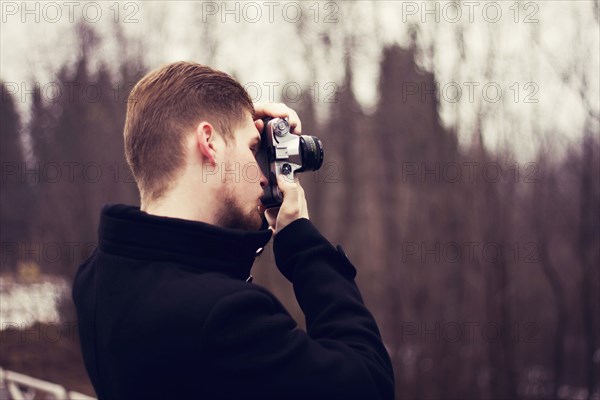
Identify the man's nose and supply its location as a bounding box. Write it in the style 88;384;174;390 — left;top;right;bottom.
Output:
260;171;268;188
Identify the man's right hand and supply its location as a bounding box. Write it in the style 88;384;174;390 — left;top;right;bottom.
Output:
264;174;309;235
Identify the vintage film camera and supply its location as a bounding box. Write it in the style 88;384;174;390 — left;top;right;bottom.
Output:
257;117;324;208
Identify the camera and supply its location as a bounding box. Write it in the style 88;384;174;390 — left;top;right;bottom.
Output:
257;117;324;208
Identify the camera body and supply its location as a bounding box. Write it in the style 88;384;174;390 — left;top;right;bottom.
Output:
257;117;324;209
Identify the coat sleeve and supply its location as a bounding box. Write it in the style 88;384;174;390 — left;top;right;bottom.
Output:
199;218;395;400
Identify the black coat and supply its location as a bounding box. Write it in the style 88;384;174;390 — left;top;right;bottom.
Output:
72;204;395;400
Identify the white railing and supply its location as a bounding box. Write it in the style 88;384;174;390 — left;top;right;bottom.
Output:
0;367;96;400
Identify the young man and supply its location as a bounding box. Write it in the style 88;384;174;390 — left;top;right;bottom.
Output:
72;61;394;400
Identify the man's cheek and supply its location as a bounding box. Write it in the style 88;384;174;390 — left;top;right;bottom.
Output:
243;162;261;185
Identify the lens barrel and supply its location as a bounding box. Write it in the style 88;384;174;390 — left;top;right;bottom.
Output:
298;135;324;172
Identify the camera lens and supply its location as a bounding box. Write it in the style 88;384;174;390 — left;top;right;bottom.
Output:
297;135;324;172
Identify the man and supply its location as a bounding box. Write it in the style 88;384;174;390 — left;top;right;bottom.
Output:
72;61;394;400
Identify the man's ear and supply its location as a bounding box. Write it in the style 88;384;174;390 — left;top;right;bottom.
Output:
195;122;217;166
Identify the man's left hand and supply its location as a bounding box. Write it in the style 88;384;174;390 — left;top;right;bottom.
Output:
253;103;302;135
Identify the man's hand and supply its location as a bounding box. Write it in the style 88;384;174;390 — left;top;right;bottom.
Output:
264;174;309;235
255;102;308;234
253;102;302;134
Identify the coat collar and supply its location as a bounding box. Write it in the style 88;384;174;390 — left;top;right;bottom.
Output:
98;204;273;281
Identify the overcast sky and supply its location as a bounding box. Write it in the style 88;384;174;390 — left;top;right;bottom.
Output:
2;1;598;161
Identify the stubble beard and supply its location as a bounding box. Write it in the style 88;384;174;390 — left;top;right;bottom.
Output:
215;185;263;231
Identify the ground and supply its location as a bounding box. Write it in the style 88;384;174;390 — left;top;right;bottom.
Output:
0;322;95;397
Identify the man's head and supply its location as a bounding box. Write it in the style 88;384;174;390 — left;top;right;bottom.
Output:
124;61;268;230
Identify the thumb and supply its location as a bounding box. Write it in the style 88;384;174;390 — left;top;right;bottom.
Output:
265;207;279;228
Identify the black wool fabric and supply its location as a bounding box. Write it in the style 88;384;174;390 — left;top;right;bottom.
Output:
72;204;395;400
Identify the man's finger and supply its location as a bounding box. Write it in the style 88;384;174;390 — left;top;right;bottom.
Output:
254;102;301;134
254;119;264;133
276;172;298;195
287;109;301;134
265;207;278;225
254;103;289;119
